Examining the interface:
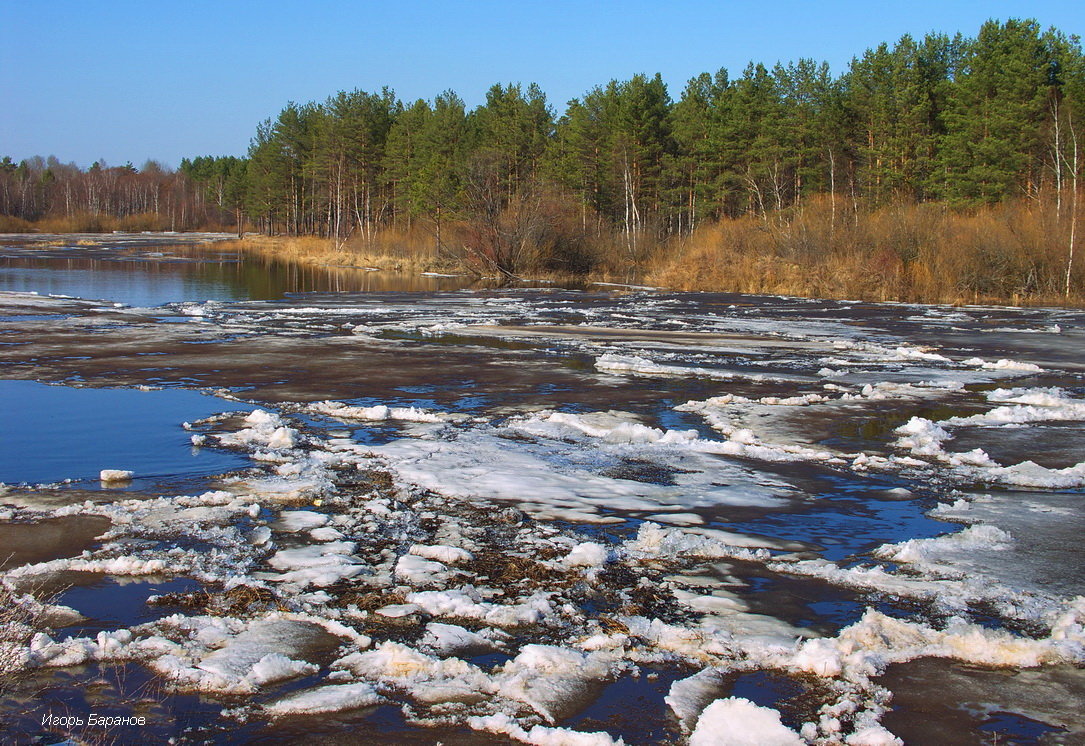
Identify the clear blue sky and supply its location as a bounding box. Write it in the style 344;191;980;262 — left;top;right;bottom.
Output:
2;1;1082;170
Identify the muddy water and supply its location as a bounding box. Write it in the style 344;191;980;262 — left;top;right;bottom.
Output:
1;233;1084;744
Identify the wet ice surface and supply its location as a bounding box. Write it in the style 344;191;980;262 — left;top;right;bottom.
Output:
1;241;1084;744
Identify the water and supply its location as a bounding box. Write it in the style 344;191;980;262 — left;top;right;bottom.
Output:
0;380;251;484
2;232;1084;744
0;233;528;307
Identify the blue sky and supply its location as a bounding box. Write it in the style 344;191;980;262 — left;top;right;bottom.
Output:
2;1;1082;169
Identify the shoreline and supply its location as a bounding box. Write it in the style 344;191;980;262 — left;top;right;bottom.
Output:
217;234;1085;309
4;229;1082;309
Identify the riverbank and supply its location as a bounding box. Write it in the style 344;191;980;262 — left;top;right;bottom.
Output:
6;197;1082;307
215;205;1085;308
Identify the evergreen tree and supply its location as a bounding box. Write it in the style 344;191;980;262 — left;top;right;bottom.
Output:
383;98;429;229
939;19;1052;203
412;91;468;252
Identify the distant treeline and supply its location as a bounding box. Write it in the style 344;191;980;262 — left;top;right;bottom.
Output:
1;18;1082;300
0;157;232;233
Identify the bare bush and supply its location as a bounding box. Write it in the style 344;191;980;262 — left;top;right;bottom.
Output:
0;583;44;698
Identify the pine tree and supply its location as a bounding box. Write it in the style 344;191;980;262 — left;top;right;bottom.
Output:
939;19;1052;203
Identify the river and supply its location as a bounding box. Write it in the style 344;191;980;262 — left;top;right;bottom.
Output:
1;233;1083;744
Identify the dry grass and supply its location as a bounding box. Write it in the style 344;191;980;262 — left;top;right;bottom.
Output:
648;196;1084;306
332;589;407;611
0;582;60;708
0;212;231;235
464;550;566;587
217;228;459;274
0;586;37;687
0;215;32;232
148;584;287;616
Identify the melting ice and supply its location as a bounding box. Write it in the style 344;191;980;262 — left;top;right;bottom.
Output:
2;281;1084;743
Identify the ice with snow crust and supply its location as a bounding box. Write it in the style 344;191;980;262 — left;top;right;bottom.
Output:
2;286;1084;744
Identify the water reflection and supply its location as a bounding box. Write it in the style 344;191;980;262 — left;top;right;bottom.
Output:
0;233;521;306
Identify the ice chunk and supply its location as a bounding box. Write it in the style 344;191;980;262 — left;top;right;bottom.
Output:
625;522;775;559
563;542;611;568
309;400;450;423
395;554;450;585
964;357;1043;372
309;526;345;542
275;510;328;532
247;652;318;687
665;667;727;729
689;698;804;746
469;712;625;745
218;409;297;450
877;524;1013;571
335;640;494;705
409;543;474;564
496;644;613;723
595;353;770;382
189;618;331;693
893;417;950;455
265;541;364;587
264;682;383;716
421;622;497;657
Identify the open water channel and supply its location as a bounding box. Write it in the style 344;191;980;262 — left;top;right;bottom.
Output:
0;233;1083;744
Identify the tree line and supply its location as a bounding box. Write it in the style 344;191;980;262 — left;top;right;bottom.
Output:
0;156;235;232
237;18;1085;276
2;18;1082;290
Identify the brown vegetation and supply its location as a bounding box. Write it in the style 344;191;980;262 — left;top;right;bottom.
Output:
0;211;228;234
648;196;1083;306
214;227;458;275
148;584;287;616
215;193;1081;306
4;189;1080;306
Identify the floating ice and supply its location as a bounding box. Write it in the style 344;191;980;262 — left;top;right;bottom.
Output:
496;644;616;723
275;509;329;532
308;400;452;423
99;469;134;482
877;524;1014;573
409;544;474;564
265;541;364;587
217;410;297;450
469;712;626;745
665;667;726;729
563;542;611;568
368;415;788;524
689;698;804;746
964;357;1044;372
335;640;495;706
263;682;384;716
421;622;498;657
891;393;1085;487
595;353;775;382
5;286;1083;742
395;554;450;586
